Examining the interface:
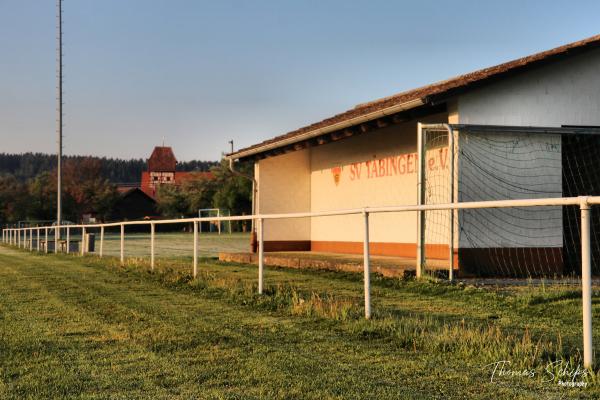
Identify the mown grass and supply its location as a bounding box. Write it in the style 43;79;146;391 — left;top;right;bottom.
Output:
0;245;599;399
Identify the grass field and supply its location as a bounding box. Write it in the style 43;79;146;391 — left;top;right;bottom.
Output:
0;244;599;399
98;231;251;258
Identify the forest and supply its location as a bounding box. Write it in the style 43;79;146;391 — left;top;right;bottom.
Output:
0;152;217;184
0;153;251;225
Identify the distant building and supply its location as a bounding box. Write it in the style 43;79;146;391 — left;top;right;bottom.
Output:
111;187;158;221
140;146;212;198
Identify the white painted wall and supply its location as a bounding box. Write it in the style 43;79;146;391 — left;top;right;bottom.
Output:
310;114;447;245
256;149;311;241
458;48;600;126
454;49;600;249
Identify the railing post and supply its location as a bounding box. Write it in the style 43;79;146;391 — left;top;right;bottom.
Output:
580;200;593;369
54;226;59;254
44;227;48;253
416;122;425;278
258;217;264;294
120;224;124;266
81;226;86;256
193;220;198;278
150;223;155;270
363;210;371;319
29;229;33;251
99;226;104;257
66;226;70;254
36;228;40;252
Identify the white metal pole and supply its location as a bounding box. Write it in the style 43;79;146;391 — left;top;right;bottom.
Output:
416;122;425;278
99;226;104;257
363;211;371;319
36;228;40;252
66;226;70;254
448;125;455;282
45;228;48;253
81;227;86;256
150;223;155;270
580;203;593;369
217;209;221;235
54;226;58;254
120;224;124;266
29;229;33;251
193;221;198;278
56;0;63;237
258;217;264;294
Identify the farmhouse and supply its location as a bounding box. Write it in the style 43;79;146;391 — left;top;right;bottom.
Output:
227;35;600;276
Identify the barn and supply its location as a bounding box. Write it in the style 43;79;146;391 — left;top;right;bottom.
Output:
227;35;600;276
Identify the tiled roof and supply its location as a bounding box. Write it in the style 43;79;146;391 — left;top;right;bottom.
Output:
148;147;177;171
230;34;600;159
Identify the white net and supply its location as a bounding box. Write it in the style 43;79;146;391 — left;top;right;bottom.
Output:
422;125;600;278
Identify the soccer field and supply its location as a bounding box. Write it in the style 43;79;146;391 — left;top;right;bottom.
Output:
92;231;250;259
0;245;598;399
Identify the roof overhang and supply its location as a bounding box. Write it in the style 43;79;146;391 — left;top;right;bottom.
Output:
227;98;425;160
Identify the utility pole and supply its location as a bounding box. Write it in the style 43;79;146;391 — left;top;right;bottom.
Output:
56;0;63;233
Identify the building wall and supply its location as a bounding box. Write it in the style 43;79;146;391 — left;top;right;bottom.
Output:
256;149;311;248
458;48;600;126
455;50;600;250
452;50;600;274
309;114;448;256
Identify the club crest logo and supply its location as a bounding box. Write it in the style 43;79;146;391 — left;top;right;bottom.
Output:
331;166;342;186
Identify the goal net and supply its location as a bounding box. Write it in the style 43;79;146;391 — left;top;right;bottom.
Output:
421;124;600;278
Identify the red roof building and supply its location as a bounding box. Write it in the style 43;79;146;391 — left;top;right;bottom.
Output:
140;146;212;198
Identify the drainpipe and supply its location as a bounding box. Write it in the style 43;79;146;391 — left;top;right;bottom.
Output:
228;140;258;252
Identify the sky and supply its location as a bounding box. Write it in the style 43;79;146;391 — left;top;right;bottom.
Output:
1;0;600;161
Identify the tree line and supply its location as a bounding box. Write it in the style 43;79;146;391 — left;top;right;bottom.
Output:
0;156;252;226
0;152;218;184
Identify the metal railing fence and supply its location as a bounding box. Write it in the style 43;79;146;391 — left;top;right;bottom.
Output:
2;195;599;368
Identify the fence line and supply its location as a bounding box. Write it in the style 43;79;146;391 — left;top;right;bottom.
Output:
2;195;599;368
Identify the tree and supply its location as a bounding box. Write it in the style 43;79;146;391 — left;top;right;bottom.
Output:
0;174;28;223
211;159;253;216
155;184;190;218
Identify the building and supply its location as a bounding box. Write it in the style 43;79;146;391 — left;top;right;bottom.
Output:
227;34;600;276
111;187;158;221
140;146;212;198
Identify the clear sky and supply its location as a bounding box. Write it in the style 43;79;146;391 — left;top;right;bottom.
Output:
1;0;599;161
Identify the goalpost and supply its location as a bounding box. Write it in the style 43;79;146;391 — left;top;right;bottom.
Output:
418;122;600;280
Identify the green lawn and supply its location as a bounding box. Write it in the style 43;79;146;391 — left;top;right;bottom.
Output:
83;231;251;258
0;245;598;399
